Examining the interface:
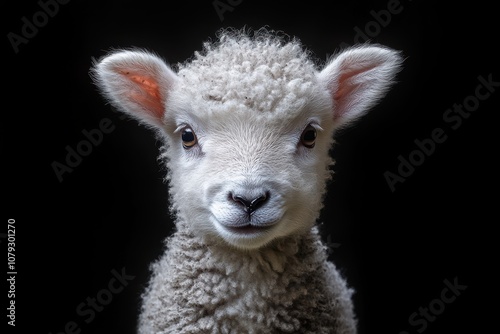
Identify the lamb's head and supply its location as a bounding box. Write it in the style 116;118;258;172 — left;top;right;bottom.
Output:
92;29;402;250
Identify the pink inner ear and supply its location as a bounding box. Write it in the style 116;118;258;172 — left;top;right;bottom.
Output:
331;63;377;121
120;70;165;120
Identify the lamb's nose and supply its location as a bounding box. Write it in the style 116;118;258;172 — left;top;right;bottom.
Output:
230;191;270;214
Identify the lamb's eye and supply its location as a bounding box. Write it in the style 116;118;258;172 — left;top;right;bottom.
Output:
300;125;317;148
181;127;197;149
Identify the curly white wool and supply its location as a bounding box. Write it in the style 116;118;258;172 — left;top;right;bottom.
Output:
176;30;318;116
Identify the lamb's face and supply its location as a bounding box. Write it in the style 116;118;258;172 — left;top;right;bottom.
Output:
93;29;402;250
163;83;335;249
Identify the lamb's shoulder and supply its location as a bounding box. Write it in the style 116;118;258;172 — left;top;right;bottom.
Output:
139;226;356;333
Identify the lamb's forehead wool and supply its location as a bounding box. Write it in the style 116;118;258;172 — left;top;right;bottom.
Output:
175;30;320;116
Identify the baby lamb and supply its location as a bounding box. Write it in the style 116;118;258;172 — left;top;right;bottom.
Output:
92;28;402;334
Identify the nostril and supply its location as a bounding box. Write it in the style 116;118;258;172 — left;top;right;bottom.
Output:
230;191;270;214
231;194;252;211
250;191;269;211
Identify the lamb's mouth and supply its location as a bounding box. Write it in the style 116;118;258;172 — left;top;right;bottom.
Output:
223;221;278;235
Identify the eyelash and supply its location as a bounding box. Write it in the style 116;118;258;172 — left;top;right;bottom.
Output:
300;124;318;148
180;126;197;149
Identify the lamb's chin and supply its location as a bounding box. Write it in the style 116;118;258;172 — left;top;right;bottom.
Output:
211;218;282;250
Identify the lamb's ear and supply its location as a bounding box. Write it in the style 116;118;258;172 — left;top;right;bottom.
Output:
92;50;178;129
317;45;402;129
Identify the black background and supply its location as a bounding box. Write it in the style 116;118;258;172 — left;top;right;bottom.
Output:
3;0;497;333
